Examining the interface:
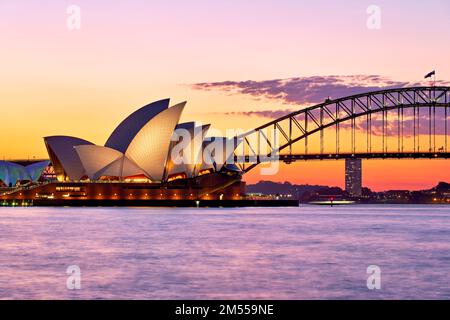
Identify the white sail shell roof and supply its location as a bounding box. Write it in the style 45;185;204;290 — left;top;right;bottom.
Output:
105;98;170;153
167;123;210;178
125;102;186;182
95;156;144;179
42;100;225;183
44;136;94;181
166;122;195;178
75;145;144;180
75;145;122;180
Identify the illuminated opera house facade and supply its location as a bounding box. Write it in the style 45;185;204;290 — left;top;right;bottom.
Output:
1;99;245;203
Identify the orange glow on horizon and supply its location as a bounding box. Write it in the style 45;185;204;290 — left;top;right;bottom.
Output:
244;159;450;192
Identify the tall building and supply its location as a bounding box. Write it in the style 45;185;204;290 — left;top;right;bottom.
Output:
345;158;362;197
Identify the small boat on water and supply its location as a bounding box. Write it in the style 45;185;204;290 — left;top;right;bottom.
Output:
308;200;356;206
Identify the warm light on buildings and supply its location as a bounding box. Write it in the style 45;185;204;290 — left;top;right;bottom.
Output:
1;99;245;203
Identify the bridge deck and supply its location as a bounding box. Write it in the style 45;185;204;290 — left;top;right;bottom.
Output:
235;152;450;163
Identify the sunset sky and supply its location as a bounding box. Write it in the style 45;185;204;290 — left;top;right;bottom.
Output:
1;0;450;191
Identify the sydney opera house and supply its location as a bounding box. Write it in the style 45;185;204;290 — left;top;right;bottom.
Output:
1;99;246;205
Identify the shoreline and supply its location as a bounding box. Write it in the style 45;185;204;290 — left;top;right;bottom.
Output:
1;199;299;208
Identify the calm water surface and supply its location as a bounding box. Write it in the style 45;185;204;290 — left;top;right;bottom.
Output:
0;205;449;299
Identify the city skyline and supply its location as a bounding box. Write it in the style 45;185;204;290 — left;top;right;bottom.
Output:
1;0;450;191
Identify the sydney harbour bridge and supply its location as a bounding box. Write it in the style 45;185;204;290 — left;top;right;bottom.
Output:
232;86;450;173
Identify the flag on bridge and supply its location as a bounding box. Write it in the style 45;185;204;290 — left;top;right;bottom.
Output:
424;70;435;79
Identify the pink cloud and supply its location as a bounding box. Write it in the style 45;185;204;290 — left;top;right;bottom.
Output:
192;75;449;106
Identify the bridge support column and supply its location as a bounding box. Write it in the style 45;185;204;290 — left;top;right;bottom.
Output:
345;159;362;197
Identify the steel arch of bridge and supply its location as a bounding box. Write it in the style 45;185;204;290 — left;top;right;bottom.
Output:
232;86;450;172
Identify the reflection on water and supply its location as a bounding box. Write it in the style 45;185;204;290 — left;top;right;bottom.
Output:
0;205;450;299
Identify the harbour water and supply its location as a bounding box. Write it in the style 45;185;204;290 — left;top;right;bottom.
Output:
0;205;449;299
